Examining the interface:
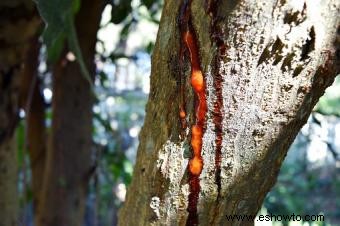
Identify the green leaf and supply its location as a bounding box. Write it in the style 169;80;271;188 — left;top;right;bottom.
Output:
120;21;132;39
45;32;65;62
35;0;94;90
72;0;81;14
66;16;93;90
141;0;155;9
16;121;25;169
145;41;154;54
111;0;132;24
34;0;74;60
98;71;109;87
315;76;340;116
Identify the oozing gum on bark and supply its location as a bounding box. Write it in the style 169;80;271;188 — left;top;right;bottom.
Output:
184;30;206;177
178;1;207;225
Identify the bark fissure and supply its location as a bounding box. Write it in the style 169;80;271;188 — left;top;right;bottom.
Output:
205;0;226;201
179;0;207;225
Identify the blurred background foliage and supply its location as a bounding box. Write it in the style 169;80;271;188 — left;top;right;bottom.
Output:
17;0;339;225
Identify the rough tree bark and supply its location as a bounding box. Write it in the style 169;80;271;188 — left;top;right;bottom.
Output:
37;0;104;226
0;1;40;226
119;0;339;225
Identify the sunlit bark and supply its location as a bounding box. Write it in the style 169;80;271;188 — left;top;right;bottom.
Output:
119;0;339;225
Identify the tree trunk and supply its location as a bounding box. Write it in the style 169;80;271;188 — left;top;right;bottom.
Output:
37;0;104;226
19;36;46;226
119;0;339;225
0;1;40;226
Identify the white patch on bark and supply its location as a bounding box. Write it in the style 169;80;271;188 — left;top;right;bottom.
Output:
200;66;218;200
155;140;189;224
150;196;161;219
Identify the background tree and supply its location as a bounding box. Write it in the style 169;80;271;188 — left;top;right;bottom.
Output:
119;0;339;225
36;0;104;225
0;1;40;225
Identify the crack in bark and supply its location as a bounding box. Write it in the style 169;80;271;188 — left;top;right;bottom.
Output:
179;0;207;225
205;0;225;201
300;26;315;60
